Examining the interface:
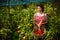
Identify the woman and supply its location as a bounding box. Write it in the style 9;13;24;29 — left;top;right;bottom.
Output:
33;4;48;40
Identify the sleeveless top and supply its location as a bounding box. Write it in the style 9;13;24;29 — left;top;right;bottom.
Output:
34;12;46;24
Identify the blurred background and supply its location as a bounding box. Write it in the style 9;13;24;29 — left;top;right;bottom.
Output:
0;0;60;40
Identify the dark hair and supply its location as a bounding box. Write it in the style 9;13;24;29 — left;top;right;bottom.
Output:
37;4;44;12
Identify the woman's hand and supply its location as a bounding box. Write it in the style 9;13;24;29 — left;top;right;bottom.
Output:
37;24;40;30
37;24;40;27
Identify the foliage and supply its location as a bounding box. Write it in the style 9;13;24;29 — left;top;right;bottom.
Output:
0;3;60;40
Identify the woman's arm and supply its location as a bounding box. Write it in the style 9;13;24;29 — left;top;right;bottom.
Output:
42;13;48;25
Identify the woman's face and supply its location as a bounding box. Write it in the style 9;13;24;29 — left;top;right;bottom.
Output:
37;6;42;12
